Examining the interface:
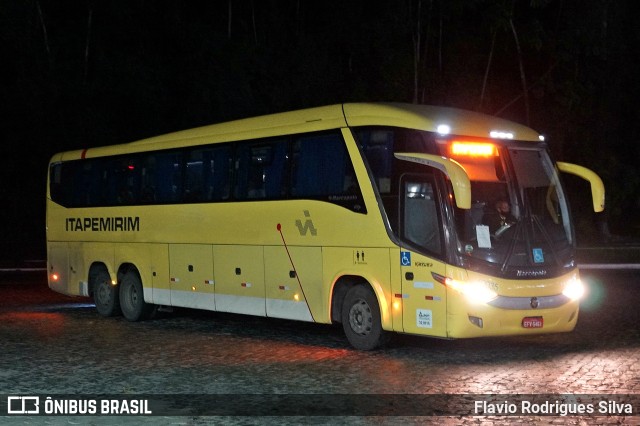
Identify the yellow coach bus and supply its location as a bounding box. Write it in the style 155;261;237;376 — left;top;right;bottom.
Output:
46;103;605;349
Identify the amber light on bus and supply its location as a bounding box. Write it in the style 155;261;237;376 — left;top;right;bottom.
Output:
450;141;496;157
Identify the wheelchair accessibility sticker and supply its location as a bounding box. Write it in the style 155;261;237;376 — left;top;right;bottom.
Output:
401;251;411;266
532;248;544;263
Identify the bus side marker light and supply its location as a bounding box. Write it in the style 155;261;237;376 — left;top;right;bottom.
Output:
51;273;59;282
241;282;252;288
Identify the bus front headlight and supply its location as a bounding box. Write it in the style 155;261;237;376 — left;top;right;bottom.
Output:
562;276;585;301
462;281;498;304
447;279;498;304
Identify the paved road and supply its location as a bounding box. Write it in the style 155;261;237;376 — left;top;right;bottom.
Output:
1;270;639;425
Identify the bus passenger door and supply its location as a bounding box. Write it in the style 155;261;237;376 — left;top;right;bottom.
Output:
168;244;215;310
213;245;265;316
399;175;448;337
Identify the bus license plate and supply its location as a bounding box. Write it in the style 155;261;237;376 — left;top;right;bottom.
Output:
522;316;543;328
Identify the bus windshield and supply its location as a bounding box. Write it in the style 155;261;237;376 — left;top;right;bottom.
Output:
444;141;573;275
356;127;575;278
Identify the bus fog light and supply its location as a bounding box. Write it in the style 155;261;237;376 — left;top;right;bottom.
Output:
562;277;585;301
468;316;483;328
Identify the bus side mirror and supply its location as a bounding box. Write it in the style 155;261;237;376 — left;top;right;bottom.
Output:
557;161;605;212
395;153;471;209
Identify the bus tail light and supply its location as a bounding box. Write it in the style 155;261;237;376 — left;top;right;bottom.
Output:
432;273;498;304
562;276;585;301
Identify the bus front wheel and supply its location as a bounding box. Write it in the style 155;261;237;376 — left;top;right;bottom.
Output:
341;284;387;350
92;269;121;317
119;270;152;322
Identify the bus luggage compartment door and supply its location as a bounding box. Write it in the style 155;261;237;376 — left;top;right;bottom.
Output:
213;245;265;316
168;244;215;310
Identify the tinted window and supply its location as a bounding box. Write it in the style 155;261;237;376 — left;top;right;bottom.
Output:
50;131;365;213
234;139;288;200
186;146;231;202
291;133;364;212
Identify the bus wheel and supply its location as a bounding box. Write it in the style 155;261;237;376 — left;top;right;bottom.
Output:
92;269;121;317
341;284;387;350
119;270;152;322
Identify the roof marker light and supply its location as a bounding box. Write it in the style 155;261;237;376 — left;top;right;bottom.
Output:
451;141;496;157
436;124;451;135
489;130;514;139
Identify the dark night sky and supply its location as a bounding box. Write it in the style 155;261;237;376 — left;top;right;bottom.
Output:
1;0;639;260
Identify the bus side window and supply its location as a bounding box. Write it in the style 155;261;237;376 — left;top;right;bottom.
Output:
357;129;394;194
185;146;232;202
121;159;140;205
291;133;355;197
49;163;64;204
234;139;288;200
147;151;182;204
402;178;442;256
210;146;232;200
71;161;102;207
103;159;120;205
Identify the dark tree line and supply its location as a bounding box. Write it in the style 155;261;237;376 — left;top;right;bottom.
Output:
1;0;639;259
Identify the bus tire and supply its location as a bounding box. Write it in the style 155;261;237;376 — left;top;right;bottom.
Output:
119;270;152;322
341;284;387;350
92;269;121;317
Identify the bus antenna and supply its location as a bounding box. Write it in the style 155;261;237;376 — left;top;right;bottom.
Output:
276;223;316;322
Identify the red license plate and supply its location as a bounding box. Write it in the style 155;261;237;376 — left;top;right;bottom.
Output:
522;316;543;328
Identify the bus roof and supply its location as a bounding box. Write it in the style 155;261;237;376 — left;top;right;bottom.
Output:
343;103;542;142
53;103;543;161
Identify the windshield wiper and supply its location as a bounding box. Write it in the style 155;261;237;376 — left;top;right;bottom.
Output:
500;217;522;272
